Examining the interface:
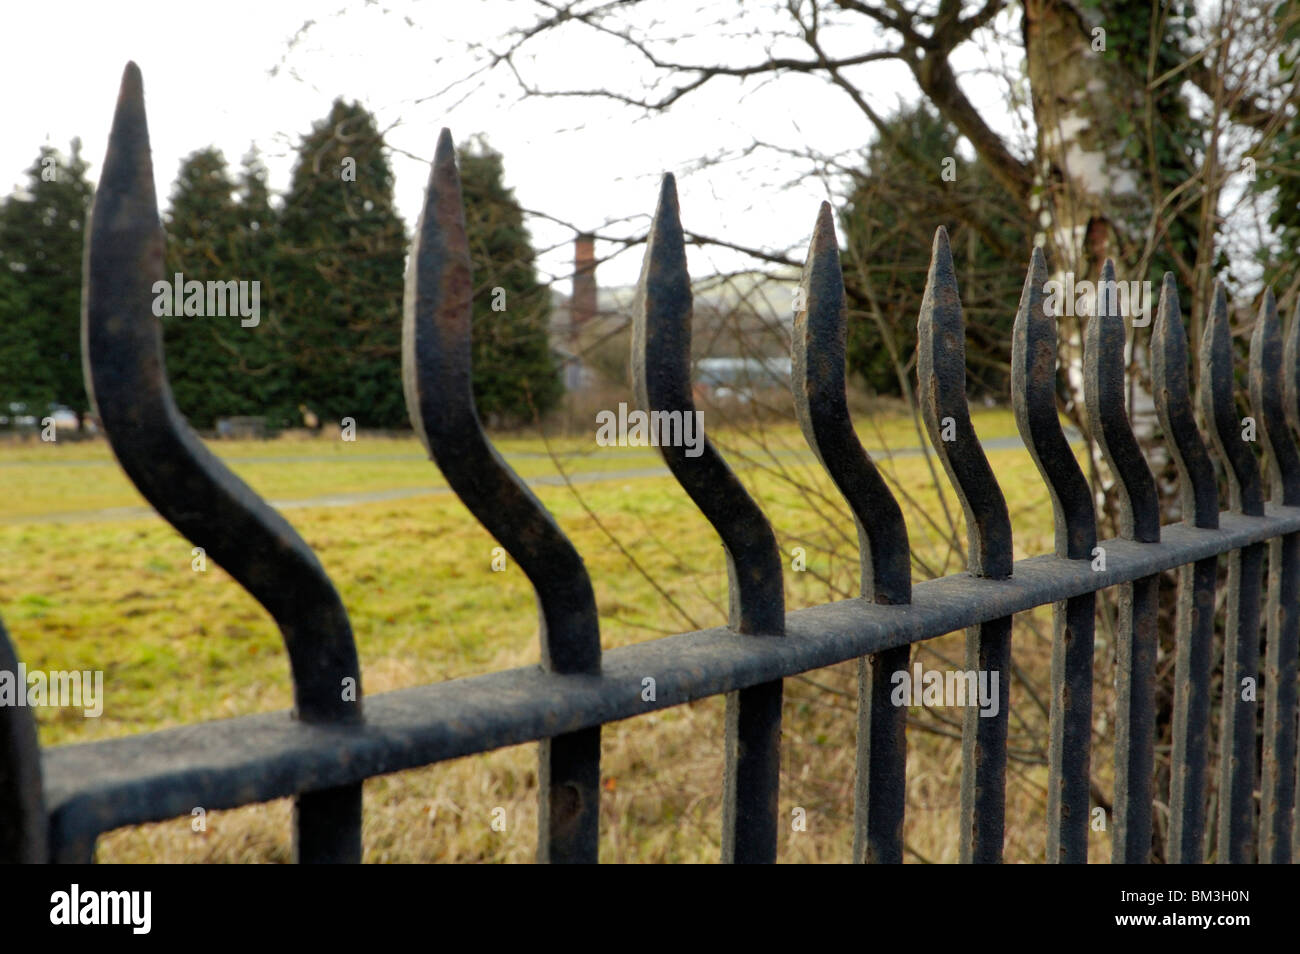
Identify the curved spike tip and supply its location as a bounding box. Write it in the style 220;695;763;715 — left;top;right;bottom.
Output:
121;61;143;92
1249;286;1300;505
918;228;1012;578
642;174;684;275
793;199;910;603
86;67;362;723
1026;245;1048;285
432;128;456;170
654;172;679;220
631;180;784;634
1200;280;1263;515
1152;272;1218;529
928;227;954;285
1083;258;1159;542
813;200;835;241
1011;247;1095;560
404;131;601;674
805;203;838;267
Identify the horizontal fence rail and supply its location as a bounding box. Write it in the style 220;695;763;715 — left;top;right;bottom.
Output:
4;62;1300;863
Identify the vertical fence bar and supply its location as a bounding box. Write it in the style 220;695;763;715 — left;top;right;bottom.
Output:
632;175;786;863
1011;249;1097;863
792;203;912;863
1252;289;1300;863
85;63;364;864
404;130;604;863
1085;260;1161;864
1152;274;1220;864
0;618;46;863
1200;282;1265;864
917;228;1013;863
1286;297;1300;866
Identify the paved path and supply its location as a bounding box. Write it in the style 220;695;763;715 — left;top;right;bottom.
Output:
6;431;1081;525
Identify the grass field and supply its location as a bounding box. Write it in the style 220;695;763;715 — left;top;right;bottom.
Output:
0;408;1118;863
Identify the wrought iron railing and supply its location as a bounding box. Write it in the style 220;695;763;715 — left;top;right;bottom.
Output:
1;63;1296;863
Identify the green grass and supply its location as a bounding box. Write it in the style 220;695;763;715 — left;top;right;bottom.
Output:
0;407;1024;520
0;408;1109;862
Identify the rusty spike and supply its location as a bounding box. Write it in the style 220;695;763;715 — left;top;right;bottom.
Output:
1011;246;1096;559
918;226;1012;579
1252;288;1300;863
631;174;785;635
84;63;362;725
1153;273;1219;528
85;62;366;863
632;174;784;864
792;201;910;864
1083;259;1159;543
404;129;602;864
792;202;910;604
1154;272;1218;864
404;128;601;676
1250;288;1300;506
1201;282;1264;516
1198;281;1263;863
1012;247;1097;864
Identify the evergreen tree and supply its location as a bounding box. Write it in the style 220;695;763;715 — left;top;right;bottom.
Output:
231;148;296;426
162;148;246;428
1260;3;1300;289
0;264;48;418
459;141;562;425
278;100;407;427
161;147;292;429
838;105;1028;397
0;141;94;418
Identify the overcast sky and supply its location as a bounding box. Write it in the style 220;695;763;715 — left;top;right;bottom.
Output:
2;0;1019;290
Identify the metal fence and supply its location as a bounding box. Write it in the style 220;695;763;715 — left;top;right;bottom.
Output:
2;63;1298;864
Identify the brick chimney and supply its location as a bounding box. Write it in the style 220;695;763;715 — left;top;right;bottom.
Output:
572;232;597;328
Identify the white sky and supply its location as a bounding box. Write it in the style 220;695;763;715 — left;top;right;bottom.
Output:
2;0;1020;289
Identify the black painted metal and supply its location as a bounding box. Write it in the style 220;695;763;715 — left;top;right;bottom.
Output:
84;62;363;864
631;174;785;863
32;507;1300;857
8;61;1300;863
918;228;1012;864
0;618;45;863
1152;274;1219;864
1012;248;1096;864
404;128;602;863
1285;297;1300;866
1251;290;1299;863
792;203;910;864
1202;282;1264;863
1084;260;1160;864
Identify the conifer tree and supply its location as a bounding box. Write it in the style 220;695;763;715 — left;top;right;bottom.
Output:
278;100;407;427
0;141;94;418
162;148;248;428
0;265;47;418
459;141;562;425
160;147;293;429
